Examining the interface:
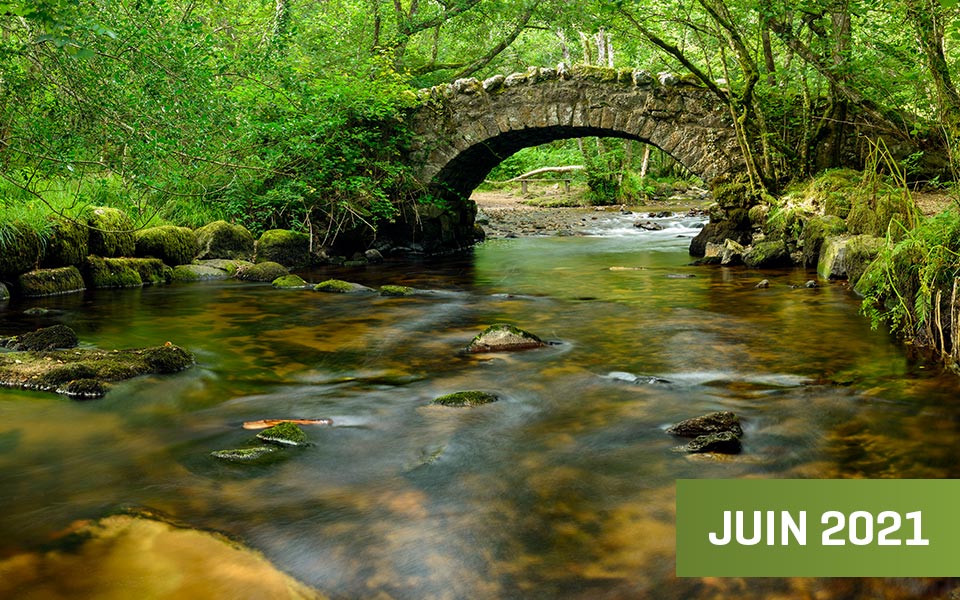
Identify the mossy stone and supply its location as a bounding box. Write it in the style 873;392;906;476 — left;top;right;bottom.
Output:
126;258;173;285
710;176;754;210
210;446;280;463
468;323;546;353
846;203;878;236
380;285;415;297
3;324;79;351
314;279;373;293
256;422;309;446
18;266;86;297
666;411;743;438
198;259;251;276
235;261;288;282
60;378;108;399
800;215;847;268
135;226;199;265
36;363;98;386
0;222;41;276
684;431;742;454
86;206;135;257
140;345;195;373
432;391;499;407
743;240;791;268
272;275;308;289
171;264;230;282
195;220;255;260
255;229;311;268
82;256;143;288
572;64;619;82
41;215;88;267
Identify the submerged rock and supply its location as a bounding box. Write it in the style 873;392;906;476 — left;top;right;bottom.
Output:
2;324;79;351
379;285;416;297
684;431;742;454
666;411;743;438
432;391;499;407
256;422;309;446
314;279;373;293
210;446;281;463
195;220;255;260
17;266;86;297
235;261;288;282
467;324;546;353
171;264;230;282
0;343;194;399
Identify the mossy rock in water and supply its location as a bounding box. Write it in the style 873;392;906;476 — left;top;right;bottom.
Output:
432;391;498;407
380;285;416;297
2;324;79;351
256;422;309;446
468;323;546;353
742;240;792;268
81;256;143;288
0;222;42;276
171;264;230;282
255;229;311;268
126;258;172;285
198;259;251;276
134;226;199;266
41;215;88;267
0;343;194;399
314;279;373;293
18;266;86;297
235;261;288;282
667;411;743;438
195;220;255;260
85;206;135;257
800;215;847;268
684;431;742;454
272;274;308;289
210;446;281;463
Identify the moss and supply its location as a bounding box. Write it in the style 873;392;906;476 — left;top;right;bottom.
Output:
235;261;288;282
800;215;847;268
255;229;311;268
845;235;885;287
82;256;143;288
743;240;791;268
710;175;755;210
195;220;255;260
432;391;499;407
380;285;415;297
171;264;230;282
666;411;743;437
272;275;308;289
210;446;280;463
0;343;194;399
572;64;619;82
85;206;135;257
123;258;172;285
198;259;251;276
846;202;878;236
468;323;546;353
314;279;372;293
17;266;86;297
41;215;88;267
0;222;41;276
256;422;309;446
684;431;742;454
134;226;199;265
3;324;79;351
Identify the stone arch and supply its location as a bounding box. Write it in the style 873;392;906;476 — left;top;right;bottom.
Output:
408;66;745;202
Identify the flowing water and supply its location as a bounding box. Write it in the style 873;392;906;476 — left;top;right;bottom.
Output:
1;212;959;599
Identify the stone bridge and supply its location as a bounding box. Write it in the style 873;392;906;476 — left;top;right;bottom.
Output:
396;65;744;251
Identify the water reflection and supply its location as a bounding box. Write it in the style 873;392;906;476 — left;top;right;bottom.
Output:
0;213;958;598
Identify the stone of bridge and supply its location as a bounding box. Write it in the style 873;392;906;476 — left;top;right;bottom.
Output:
407;65;745;202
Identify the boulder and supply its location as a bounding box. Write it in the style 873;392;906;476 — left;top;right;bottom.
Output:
817;235;884;283
256;422;309;446
720;239;745;265
0;343;194;399
235;261;288;282
432;391;499;407
364;249;384;264
666;411;743;438
684;431;742;454
171;264;231;282
41;215;88;267
688;209;752;257
800;215;846;268
468;324;546;353
86;206;135;257
17;266;86;297
272;275;309;289
195;220;255;260
2;324;79;351
197;259;252;276
128;258;172;285
81;256;143;288
0;222;41;276
314;279;374;293
255;229;311;268
743;239;792;268
134;225;199;265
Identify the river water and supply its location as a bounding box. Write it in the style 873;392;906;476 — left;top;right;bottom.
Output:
1;211;958;599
